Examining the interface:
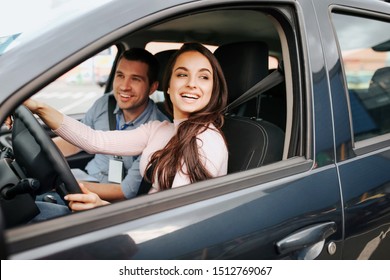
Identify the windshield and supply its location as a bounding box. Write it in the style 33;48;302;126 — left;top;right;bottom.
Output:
0;0;113;54
0;33;20;55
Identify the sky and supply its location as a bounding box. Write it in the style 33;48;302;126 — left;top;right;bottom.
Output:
0;0;53;35
0;0;110;36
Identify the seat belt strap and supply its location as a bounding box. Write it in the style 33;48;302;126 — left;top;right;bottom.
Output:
226;66;284;113
108;94;116;130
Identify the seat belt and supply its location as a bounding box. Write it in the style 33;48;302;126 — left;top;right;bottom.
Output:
108;94;116;130
136;162;155;196
226;64;284;113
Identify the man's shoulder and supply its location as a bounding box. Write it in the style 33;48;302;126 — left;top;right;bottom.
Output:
96;93;112;106
82;93;112;126
155;109;171;122
148;100;171;122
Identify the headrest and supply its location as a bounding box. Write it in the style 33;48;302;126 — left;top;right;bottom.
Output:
369;66;390;95
154;49;177;91
214;41;269;103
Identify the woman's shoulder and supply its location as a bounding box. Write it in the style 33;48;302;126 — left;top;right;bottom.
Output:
198;124;226;145
197;124;228;162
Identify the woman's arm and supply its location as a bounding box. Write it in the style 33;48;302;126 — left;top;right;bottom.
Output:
24;99;64;130
64;183;110;211
196;127;228;176
24;99;161;157
56;115;151;156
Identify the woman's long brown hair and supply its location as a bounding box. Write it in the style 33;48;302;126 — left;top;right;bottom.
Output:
146;42;228;190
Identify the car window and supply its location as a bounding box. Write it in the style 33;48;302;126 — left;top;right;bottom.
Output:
2;6;301;233
0;33;21;55
332;12;390;143
32;46;117;116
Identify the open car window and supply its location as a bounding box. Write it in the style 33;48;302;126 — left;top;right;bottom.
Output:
3;6;300;227
33;46;117;117
2;3;307;261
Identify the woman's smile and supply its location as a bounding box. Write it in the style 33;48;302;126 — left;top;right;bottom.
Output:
180;92;200;102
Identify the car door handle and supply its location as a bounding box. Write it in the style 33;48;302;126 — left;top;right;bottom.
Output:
276;221;337;259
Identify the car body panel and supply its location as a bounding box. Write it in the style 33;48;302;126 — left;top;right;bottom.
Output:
9;162;342;260
312;0;390;259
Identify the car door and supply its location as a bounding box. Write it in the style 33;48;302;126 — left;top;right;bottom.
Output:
2;0;344;260
313;0;390;259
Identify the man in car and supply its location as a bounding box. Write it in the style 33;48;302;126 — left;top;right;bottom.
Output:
43;48;170;204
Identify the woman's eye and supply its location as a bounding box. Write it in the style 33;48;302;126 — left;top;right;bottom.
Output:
200;75;209;80
177;73;187;77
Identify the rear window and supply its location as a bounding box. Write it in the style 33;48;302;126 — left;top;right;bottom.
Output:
332;12;390;143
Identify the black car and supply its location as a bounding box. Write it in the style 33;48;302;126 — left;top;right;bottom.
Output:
0;0;390;261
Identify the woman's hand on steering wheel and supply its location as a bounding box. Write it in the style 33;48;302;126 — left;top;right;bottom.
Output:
64;183;110;211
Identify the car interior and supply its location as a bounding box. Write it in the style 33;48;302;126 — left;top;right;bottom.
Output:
0;7;302;229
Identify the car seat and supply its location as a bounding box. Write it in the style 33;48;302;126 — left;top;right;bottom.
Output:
155;49;177;91
153;49;177;119
214;41;285;173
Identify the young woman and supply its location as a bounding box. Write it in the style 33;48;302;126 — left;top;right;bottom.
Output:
23;42;229;211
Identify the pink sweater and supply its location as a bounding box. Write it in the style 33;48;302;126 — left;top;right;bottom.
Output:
55;115;228;191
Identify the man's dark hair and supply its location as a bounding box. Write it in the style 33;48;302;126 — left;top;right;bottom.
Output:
119;48;159;85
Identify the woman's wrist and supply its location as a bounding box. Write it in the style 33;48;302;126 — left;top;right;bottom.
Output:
39;102;64;130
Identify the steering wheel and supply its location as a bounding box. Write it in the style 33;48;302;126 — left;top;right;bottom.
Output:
12;105;81;198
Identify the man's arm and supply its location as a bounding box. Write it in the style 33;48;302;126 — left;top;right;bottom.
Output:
53;136;82;157
82;181;126;201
